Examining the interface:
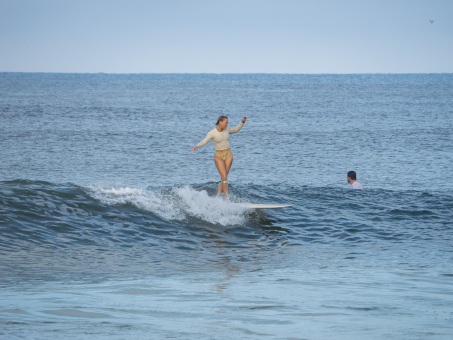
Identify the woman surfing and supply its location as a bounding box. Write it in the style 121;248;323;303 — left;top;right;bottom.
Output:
192;115;247;200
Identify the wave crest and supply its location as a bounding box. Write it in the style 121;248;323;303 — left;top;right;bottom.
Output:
87;184;248;226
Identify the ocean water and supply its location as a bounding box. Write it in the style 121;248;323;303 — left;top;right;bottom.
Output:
1;73;453;339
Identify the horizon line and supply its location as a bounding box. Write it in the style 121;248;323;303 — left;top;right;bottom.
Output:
1;71;452;75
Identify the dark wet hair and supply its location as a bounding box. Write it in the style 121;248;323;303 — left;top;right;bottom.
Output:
216;115;228;125
347;171;357;180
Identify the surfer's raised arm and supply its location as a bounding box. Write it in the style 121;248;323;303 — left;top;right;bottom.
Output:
229;116;247;134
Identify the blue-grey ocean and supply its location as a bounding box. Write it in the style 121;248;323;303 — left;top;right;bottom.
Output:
1;73;453;339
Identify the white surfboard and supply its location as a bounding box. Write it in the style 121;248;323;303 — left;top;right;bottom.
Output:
235;203;291;209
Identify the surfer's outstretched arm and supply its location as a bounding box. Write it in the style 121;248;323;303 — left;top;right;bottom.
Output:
192;130;214;151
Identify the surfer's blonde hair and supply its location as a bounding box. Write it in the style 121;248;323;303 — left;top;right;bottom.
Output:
215;115;228;125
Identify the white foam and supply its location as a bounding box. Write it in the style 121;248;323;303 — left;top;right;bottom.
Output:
86;184;247;226
87;185;184;221
174;186;247;226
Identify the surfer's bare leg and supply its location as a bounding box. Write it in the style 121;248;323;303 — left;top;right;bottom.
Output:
215;154;233;200
217;182;222;197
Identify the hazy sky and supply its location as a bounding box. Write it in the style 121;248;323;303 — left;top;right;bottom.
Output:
1;0;452;73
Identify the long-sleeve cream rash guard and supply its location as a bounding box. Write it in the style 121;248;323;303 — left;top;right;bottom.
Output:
196;122;244;151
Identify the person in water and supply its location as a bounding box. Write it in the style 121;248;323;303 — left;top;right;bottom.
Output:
192;115;247;200
347;170;363;189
